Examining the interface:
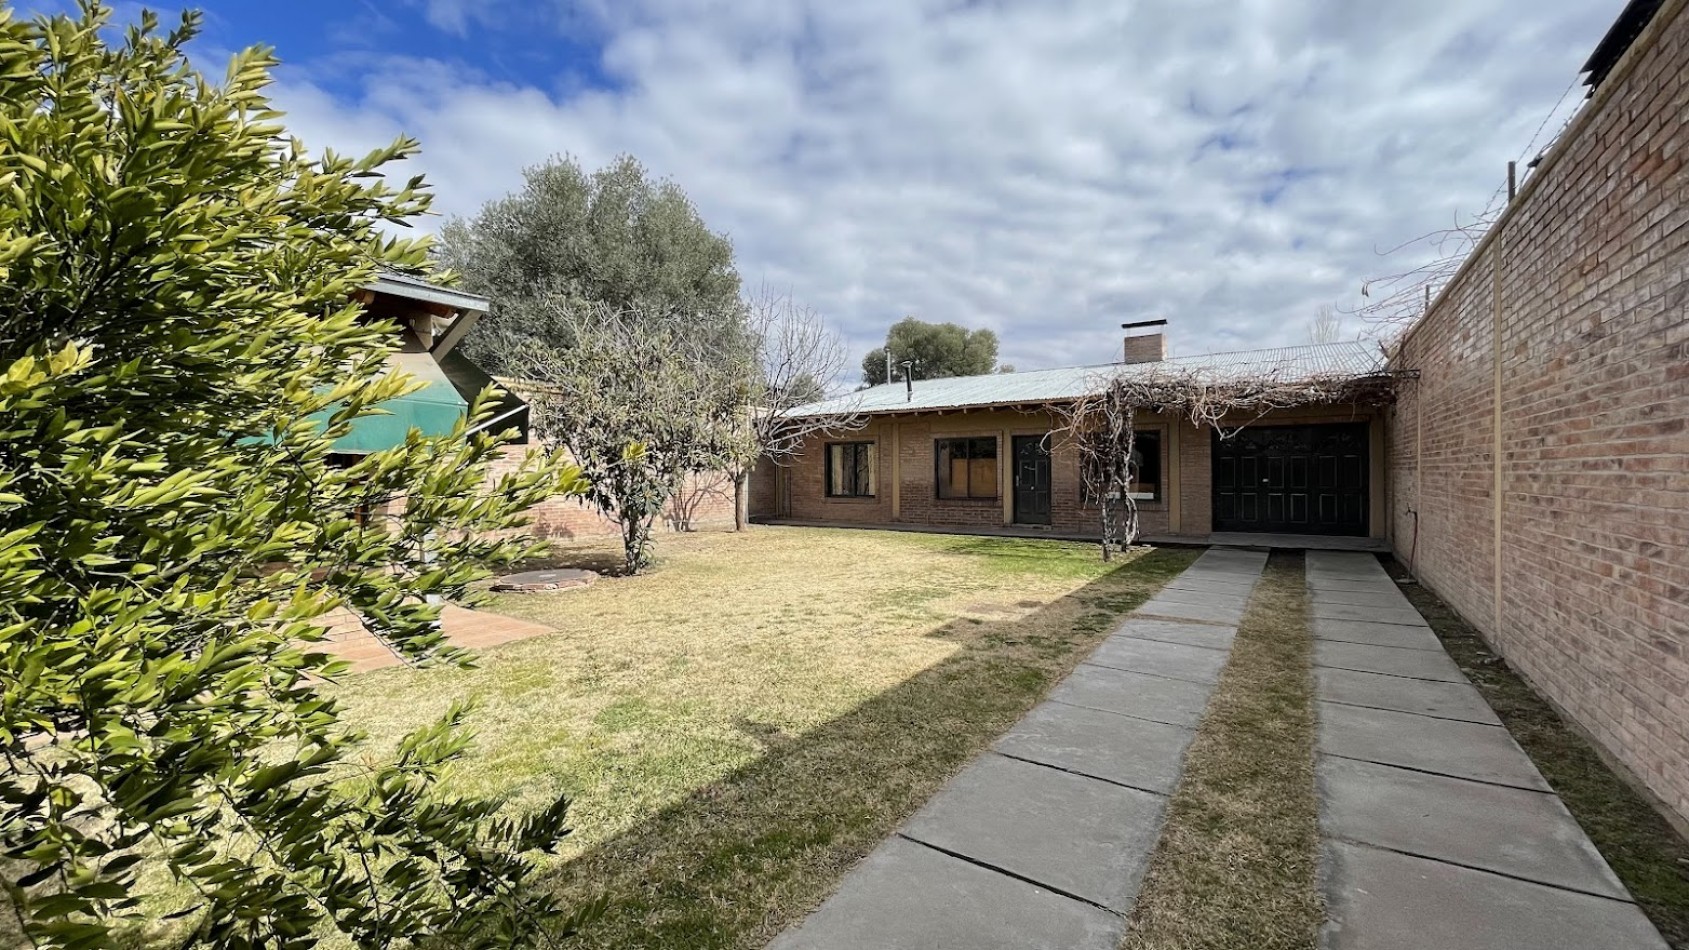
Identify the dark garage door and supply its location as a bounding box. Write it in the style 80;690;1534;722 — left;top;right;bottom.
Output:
1212;424;1369;536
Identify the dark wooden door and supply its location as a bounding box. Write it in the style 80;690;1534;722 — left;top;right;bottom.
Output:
1012;435;1052;525
1212;424;1369;536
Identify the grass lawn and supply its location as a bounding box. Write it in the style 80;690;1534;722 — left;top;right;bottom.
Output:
331;527;1197;949
1122;551;1323;950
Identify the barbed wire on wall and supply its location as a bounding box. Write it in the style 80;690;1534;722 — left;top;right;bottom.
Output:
1350;73;1587;338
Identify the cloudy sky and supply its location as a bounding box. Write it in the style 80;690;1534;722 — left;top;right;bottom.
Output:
35;0;1622;374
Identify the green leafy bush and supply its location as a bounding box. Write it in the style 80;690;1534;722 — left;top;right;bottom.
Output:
0;4;589;947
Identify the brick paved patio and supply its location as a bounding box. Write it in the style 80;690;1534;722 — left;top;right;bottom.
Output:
317;603;553;672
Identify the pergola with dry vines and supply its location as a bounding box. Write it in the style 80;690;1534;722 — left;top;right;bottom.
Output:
1049;363;1400;559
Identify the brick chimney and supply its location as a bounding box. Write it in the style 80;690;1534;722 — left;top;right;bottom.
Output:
1122;323;1167;364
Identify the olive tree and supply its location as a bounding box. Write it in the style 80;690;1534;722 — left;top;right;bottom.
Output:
860;317;1001;385
0;5;590;948
435;153;748;376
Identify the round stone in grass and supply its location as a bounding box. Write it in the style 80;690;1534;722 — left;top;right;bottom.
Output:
490;568;598;593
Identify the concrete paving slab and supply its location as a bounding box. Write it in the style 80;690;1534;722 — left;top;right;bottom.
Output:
1134;596;1247;626
1310;602;1429;627
1306;551;1380;568
1201;543;1269;557
1318;668;1500;724
903;754;1166;912
1306;556;1385;576
1193;555;1268;573
1302;562;1389;577
1176;565;1266;583
1189;547;1270;561
995;702;1195;794
1303;574;1398;588
1086;635;1230;684
1312;618;1445;651
1307;578;1396;594
1047;664;1215;728
1188;550;1268;571
1306;563;1388;578
1317;702;1550;791
1138;586;1253;609
1308;588;1415;610
1111;618;1236;651
1313;640;1467;683
1164;574;1259;595
1319;757;1626;898
768;836;1122;950
1320;841;1666;950
1303;574;1384;588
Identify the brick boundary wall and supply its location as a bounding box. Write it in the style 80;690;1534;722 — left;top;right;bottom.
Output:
1387;0;1689;826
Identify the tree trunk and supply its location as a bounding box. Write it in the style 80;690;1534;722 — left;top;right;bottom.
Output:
734;469;750;532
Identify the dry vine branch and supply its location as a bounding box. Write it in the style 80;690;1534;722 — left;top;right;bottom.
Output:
1052;363;1398;558
731;288;868;526
1349;209;1499;336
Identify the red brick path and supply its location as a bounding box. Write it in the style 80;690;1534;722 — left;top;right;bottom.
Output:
316;603;554;673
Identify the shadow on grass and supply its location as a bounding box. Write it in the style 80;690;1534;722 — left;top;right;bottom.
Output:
509;546;635;578
525;546;1199;950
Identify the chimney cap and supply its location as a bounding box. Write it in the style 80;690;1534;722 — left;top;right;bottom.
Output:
1122;319;1168;330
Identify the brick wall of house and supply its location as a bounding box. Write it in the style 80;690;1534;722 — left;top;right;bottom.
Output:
488;445;736;541
750;457;780;518
1387;0;1689;824
759;409;1177;537
756;404;1388;538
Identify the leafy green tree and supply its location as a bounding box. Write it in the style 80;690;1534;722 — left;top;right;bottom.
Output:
437;154;746;374
860;317;1001;385
441;155;771;557
0;5;589;948
514;304;748;573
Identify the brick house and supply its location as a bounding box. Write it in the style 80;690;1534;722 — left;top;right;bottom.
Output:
751;332;1392;544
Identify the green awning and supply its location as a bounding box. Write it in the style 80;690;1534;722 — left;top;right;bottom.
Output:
330;350;469;453
328;349;529;454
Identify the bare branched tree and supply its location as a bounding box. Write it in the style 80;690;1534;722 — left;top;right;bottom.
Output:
718;288;866;529
1052;362;1397;558
1309;304;1344;344
512;302;746;572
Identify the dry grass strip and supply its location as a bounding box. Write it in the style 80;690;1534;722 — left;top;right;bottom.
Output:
1385;560;1689;948
1121;550;1323;950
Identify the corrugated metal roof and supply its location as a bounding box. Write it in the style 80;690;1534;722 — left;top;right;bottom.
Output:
367;272;490;313
789;341;1387;417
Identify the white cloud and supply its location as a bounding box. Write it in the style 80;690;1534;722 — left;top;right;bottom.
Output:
272;0;1623;375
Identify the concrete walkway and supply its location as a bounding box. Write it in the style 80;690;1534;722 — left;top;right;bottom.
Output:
1308;551;1668;950
756;518;1390;552
769;546;1270;950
